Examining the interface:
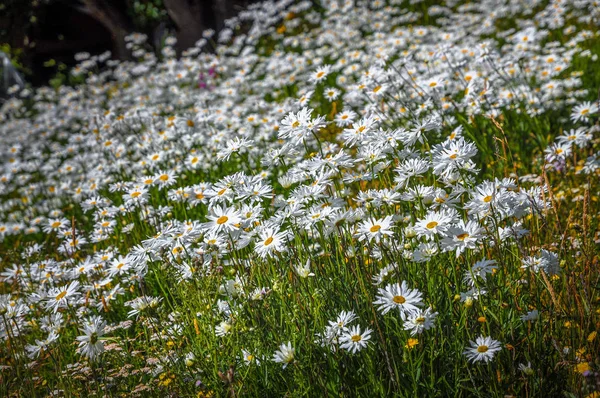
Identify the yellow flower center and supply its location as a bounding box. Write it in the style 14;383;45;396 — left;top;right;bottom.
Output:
426;221;438;229
370;225;381;233
56;291;67;301
393;295;406;304
351;335;362;342
477;345;488;353
456;233;469;241
264;237;274;246
415;316;425;324
159;174;169;182
51;221;61;228
217;216;229;225
483;195;493;203
292;121;300;128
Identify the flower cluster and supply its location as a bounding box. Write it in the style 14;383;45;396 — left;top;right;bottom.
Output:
0;0;599;395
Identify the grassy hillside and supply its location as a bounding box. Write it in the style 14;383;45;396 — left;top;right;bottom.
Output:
1;0;599;396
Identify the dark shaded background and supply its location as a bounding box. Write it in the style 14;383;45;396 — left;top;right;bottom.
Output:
0;0;257;86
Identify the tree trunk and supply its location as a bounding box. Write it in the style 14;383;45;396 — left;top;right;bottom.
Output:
78;0;132;60
163;0;208;53
212;0;231;32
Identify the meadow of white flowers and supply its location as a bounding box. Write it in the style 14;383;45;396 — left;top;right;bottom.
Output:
1;0;599;396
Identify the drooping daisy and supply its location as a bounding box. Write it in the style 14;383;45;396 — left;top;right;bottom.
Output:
184;352;196;367
294;259;315;278
76;316;106;360
463;335;502;363
520;310;539;322
25;331;59;359
273;341;295;369
518;362;535;376
215;320;233;337
463;259;497;287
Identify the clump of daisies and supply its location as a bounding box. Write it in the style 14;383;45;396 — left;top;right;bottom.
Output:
316;310;372;354
0;0;598;395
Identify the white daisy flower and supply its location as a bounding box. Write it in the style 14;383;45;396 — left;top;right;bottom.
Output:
463;335;502;363
273;342;295;368
339;325;372;354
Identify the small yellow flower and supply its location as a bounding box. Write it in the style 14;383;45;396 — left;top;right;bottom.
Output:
405;338;419;349
587;331;597;342
477;316;486;323
576;362;590;374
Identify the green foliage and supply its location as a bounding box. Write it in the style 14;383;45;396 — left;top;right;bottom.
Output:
129;0;169;29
